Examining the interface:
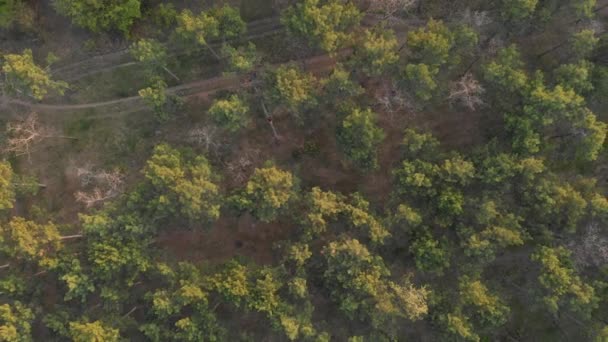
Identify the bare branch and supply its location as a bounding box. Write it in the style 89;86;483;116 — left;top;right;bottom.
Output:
4;113;46;161
74;167;124;208
369;0;418;21
4;112;76;161
187;125;221;154
448;72;485;111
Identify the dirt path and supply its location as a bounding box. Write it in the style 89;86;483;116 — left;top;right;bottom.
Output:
5;52;341;113
51;17;284;81
4;15;421;115
52;14;418;82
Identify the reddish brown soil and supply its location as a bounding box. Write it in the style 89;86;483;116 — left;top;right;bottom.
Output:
157;213;294;265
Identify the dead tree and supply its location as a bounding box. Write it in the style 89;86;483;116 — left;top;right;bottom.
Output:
447;72;485;111
226;149;261;185
369;0;418;21
74;167;124;208
4;113;76;161
187;125;221;155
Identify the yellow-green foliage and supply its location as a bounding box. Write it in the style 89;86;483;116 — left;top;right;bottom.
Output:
69;321;120;342
0;161;14;210
354;29;399;76
304;187;390;244
242;165;295;222
531;246;597;314
271;65;318;113
282;0;362;53
459;276;510;326
0;301;34;342
374;279;430;322
500;0;539;20
446;312;479;342
175;9;219;45
143;144;221;222
208;94;250;132
221;43;260;74
2;49;68;100
53;0;141;33
336;107;385;171
0;217;62;268
407;19;453;67
403;63;438;101
210;261;250;307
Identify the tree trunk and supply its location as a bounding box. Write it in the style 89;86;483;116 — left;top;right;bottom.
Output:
60;234;83;240
162;66;181;81
12;182;46;188
0;264;9;269
206;44;222;61
537;41;567;59
123;306;139;318
260;99;281;142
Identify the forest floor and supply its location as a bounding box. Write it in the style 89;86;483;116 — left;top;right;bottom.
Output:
2;5;485;266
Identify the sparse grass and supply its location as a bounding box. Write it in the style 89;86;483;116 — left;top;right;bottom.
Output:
240;0;274;21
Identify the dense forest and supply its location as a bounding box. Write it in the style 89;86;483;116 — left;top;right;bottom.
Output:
0;0;607;340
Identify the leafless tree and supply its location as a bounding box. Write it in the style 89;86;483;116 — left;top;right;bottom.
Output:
375;80;416;121
74;167;124;208
226;149;261;185
369;0;418;21
187;125;221;155
448;72;485;111
568;223;608;268
4;113;76;161
461;9;492;29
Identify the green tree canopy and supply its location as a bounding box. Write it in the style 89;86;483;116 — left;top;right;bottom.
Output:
208;94;250;132
141;262;224;341
267;64;318;118
221;43;260;74
2;49;68;100
352;28;399;76
175;5;245;58
0;217;64;268
403;63;438;101
302;187;390;243
322;237;388;318
409;229;450;274
0;161;15;210
238;164;296;222
500;0;538;21
138;78;171;122
69;320;120;342
554;61;594;94
138;144;221;223
336;107;385;171
531;246;597;314
459;276;510;327
320;65;363;101
282;0;362;53
0;301;33;342
53;0;140;33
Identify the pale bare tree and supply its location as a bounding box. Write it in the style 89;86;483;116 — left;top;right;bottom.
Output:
369;0;418;21
4;113;75;161
187;125;221;154
568;223;608;268
461;9;492;29
74;167;124;208
226;149;261;185
375;80;416;121
448;73;485;111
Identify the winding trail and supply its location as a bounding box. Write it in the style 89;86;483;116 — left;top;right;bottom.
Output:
6;53;342;112
4;15;421;114
51;17;285;82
